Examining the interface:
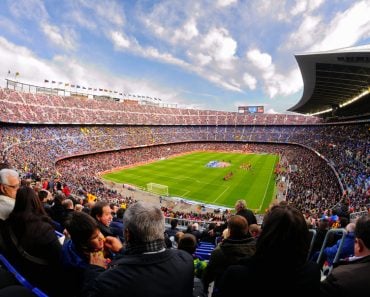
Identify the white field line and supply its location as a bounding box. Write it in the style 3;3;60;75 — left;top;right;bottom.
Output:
212;186;230;203
180;190;190;197
258;156;277;211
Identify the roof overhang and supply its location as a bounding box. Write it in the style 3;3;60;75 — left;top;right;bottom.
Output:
289;45;370;118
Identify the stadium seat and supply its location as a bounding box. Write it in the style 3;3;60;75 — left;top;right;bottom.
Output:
194;251;212;261
0;254;48;297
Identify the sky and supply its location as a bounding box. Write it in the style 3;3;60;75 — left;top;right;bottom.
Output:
0;0;370;113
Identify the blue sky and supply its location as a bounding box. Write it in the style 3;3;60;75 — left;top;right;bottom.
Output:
0;0;369;113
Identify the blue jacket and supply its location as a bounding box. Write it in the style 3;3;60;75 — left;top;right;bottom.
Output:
324;232;355;265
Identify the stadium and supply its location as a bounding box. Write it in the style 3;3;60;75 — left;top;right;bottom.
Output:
1;47;368;218
0;2;369;295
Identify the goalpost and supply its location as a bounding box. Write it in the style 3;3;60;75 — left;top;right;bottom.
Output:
146;183;169;196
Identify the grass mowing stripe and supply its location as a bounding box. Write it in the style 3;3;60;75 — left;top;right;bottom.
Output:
103;151;277;212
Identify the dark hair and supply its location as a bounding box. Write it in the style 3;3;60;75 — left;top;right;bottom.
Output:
255;204;310;268
8;186;53;232
355;215;370;249
38;190;49;201
11;187;49;218
65;211;99;253
90;201;109;219
171;219;178;228
116;208;125;219
178;233;197;255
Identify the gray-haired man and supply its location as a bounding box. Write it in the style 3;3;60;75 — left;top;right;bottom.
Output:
83;201;194;297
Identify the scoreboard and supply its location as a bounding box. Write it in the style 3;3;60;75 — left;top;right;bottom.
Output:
238;106;264;114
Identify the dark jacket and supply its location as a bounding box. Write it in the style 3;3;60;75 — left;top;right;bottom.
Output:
203;236;256;291
82;249;194;297
321;255;370;296
219;256;321;296
236;209;257;225
0;220;65;297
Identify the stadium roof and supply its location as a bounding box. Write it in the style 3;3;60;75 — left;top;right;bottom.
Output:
289;45;370;119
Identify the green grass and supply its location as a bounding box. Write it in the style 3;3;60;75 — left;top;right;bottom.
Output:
103;152;278;213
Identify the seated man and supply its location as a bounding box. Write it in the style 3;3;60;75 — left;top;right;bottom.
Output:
321;215;370;295
203;215;256;295
82;201;194;297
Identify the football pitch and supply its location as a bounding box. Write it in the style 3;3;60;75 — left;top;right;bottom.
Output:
102;151;278;213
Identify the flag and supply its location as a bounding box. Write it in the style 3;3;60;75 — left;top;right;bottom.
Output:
59;82;63;84
44;79;49;83
82;86;86;89
87;193;97;203
88;87;92;90
94;88;97;91
52;81;56;83
99;88;103;91
71;84;75;88
65;83;69;87
8;70;10;75
77;85;80;88
15;72;20;77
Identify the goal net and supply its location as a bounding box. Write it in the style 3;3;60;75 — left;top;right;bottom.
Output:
146;183;169;196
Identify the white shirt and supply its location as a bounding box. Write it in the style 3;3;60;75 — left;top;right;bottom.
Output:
0;194;15;220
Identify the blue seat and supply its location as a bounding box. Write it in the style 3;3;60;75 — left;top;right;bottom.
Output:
195;251;211;260
196;247;214;253
0;254;48;297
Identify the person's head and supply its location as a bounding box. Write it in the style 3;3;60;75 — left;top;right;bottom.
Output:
235;199;246;212
175;231;184;244
116;207;125;219
255;204;310;268
11;186;48;217
171;218;178;229
192;222;199;231
0;169;20;199
345;222;356;233
178;234;197;255
74;204;83;211
65;211;104;253
249;224;261;238
123;201;164;243
354;216;370;257
228;215;248;239
38;189;51;202
62;198;74;210
90;201;113;227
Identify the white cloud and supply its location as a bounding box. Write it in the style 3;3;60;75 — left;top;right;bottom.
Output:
78;0;125;27
110;31;131;49
69;10;97;30
9;0;48;21
199;28;237;70
188;52;212;66
286;15;322;49
242;73;257;90
0;16;27;38
310;1;370;51
0;36;176;103
247;49;272;70
140;46;188;67
41;23;77;51
217;0;238;7
207;74;242;92
290;0;324;16
172;19;199;43
266;108;278;114
264;67;303;98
